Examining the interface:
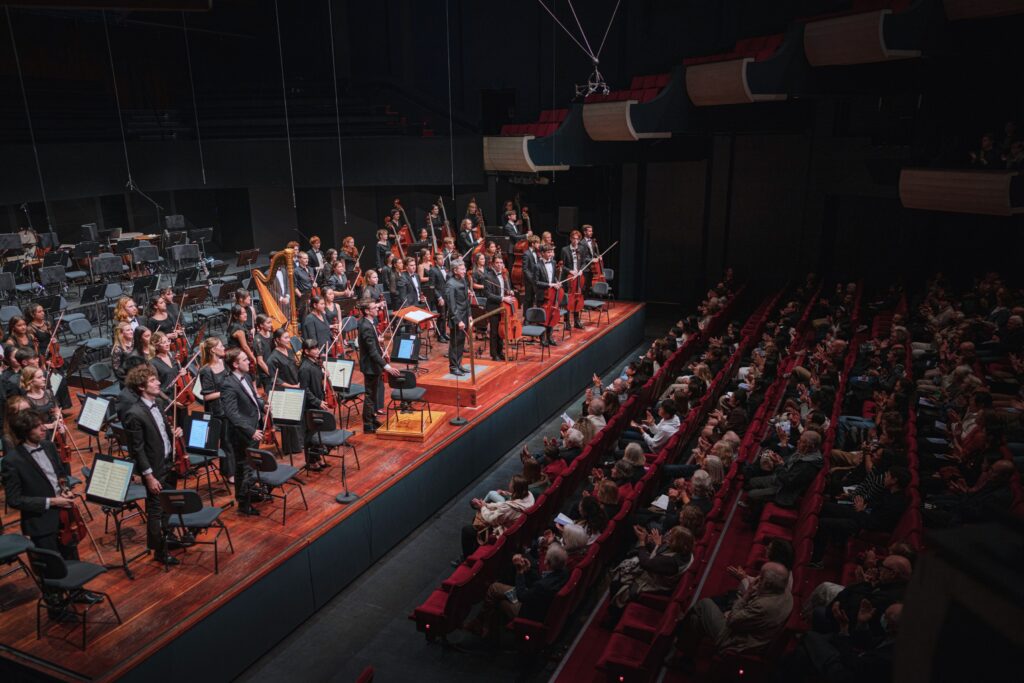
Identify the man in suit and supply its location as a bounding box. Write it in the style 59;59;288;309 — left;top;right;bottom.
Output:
306;235;325;272
482;256;515;361
123;364;183;565
396;256;424;309
2;410;78;559
521;235;541;309
534;244;561;347
502;210;524;239
294;251;315;317
580;224;598;291
456;218;479;268
559;230;586;330
220;348;266;514
356;298;400;433
443;261;472;375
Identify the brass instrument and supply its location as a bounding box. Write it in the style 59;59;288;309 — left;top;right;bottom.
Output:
251;247;299;334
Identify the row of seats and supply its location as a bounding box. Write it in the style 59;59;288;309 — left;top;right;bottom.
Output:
585;74;672;105
410;285;752;644
592;285;826;682
498;109;569;137
682;34;785;66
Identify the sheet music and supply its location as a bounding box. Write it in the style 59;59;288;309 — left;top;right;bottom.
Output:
269;389;305;423
86;457;133;504
403;309;435;323
325;359;354;390
48;372;63;397
78;396;110;434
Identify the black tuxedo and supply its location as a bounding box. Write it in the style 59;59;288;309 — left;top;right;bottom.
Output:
396;271;423;309
443;276;472;371
457;229;477;265
357;317;386;429
3;440;79;562
307;248;325;271
220;372;265;503
482;268;513;359
502;221;522;239
521;248;540;307
560;244;585;276
124;396;178;554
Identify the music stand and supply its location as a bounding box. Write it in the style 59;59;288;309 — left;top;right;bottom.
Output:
80;222;98;242
0;233;22;259
92;254;124;282
35;293;60;315
169;243;200;272
236;249;260;280
84;453;146;578
184;413;229;504
79;283;107;325
165;214;186;230
131;274;159;305
166;230;188;247
190;228;214;264
39;265;65;292
113;239;139;255
37;231;59;250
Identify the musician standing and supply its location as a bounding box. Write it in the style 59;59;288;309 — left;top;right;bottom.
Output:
426;204;446;240
483;255;515;361
581;224;599;291
356;298;399;433
268;328;304;461
123;365;182;565
559;230;586;330
220;348;264;515
302;295;333;350
294;251;315;317
444;261;472;375
502;210;525;239
456;219;478;268
521;235;541;308
298;339;330;471
307;235;325;272
397;256;425;309
535;244;561;347
3;410;78;560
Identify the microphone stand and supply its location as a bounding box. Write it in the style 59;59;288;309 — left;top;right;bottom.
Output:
449;310;468;427
126;178;164;234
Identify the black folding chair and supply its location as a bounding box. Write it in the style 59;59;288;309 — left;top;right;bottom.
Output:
159;489;234;574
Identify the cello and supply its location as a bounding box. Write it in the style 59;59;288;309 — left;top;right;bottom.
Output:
541;260;563;330
499;295;523;347
393;199;415;248
566;269;585;323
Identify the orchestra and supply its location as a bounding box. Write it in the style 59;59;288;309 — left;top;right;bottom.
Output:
0;195;616;572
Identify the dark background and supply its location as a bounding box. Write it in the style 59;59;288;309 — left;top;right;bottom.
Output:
1;0;1022;305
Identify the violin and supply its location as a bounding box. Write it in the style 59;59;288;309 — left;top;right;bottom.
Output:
171;307;188;365
57;477;89;548
175;369;196;407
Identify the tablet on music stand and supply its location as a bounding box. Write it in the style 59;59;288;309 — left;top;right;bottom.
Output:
77;395;110;436
391;332;421;365
185;414;221;455
325;358;355;391
268;388;305;425
85;454;134;507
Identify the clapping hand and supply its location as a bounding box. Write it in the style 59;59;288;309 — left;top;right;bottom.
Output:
471;498;484;509
648;528;662;547
726;565;747;581
632;524;649;543
853;495;867;512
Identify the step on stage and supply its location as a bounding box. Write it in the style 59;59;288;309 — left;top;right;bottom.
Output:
0;304;644;683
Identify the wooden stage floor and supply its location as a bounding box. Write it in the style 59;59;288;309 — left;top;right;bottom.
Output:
0;303;642;682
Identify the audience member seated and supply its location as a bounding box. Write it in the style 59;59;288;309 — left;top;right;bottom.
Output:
621;398;681;453
604;525;695;627
810;466;911;566
812;555;911;636
669;562;794;670
459;475;535;563
743;430;824;510
464;544;570;641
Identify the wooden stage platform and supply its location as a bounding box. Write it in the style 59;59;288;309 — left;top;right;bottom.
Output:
0;303;645;682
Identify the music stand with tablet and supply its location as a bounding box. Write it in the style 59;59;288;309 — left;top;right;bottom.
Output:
185;413;227;503
391;332;422;367
85;452;147;577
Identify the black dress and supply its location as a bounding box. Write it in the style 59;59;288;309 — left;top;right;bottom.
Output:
151;355;181;396
268;349;303;454
298;358;327;459
199;363;233;476
226;322;248;351
253;332;274;392
146;315;176;335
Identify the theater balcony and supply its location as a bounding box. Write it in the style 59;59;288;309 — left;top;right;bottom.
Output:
581;70;684;142
683;28;802;107
899;168;1024;216
802;0;924;67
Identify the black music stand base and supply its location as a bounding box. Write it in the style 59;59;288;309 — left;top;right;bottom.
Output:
449;416;468;426
335;491;360;504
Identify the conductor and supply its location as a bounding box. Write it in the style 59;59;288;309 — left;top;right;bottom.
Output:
443;260;472;376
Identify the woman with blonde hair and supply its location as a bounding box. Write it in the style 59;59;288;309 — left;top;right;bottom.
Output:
702;454;725;489
110;322;135;382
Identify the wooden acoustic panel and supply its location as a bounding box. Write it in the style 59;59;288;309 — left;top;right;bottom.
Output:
805;10;920;66
685;58;786;107
899;168;1021;216
483;136;537;173
944;0;1024;20
583;101;639;141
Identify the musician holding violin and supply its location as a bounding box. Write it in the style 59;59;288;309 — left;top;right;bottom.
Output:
302;295;333;351
199;337;235;483
252;313;275;392
3;410;106;611
123;364;184;566
298;338;331;471
145;297;182;338
226;304;258;371
151;332;186;396
356;298;400;434
482;255;516;361
457;218;479;268
326;260;353;296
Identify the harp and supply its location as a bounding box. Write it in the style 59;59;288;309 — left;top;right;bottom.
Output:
251;247;299;335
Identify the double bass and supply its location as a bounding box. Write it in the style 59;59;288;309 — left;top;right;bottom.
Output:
393;199;414;252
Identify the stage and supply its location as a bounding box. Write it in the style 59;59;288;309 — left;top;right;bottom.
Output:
0;303;644;682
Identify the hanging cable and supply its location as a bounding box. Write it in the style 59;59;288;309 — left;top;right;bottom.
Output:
565;0;595;60
536;0;592;60
595;0;621;60
325;0;348;224
6;6;52;230
445;0;455;202
273;0;296;208
551;9;556;183
181;12;207;185
102;11;134;189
